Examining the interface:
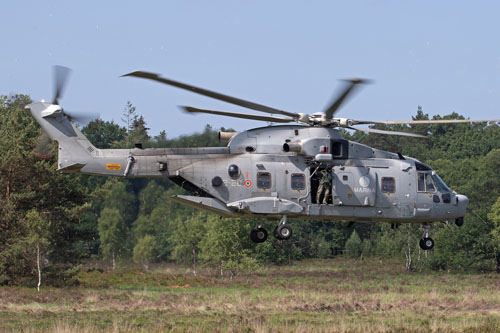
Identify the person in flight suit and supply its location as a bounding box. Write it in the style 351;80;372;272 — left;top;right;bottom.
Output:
316;167;332;204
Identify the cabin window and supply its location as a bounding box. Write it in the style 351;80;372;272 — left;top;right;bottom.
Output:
382;177;396;193
291;173;305;190
257;172;272;189
343;175;348;181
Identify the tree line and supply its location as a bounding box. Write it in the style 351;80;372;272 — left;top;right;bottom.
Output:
1;96;500;286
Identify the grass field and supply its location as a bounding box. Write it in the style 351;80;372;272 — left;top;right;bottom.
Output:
1;257;500;332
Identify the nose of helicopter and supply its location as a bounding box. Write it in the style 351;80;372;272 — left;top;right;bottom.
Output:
456;194;469;216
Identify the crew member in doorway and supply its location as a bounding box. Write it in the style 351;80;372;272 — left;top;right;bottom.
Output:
316;168;332;204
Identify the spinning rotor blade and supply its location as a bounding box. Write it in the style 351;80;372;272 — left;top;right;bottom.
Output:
353;118;500;125
52;65;71;105
64;110;100;125
324;78;371;120
123;71;300;118
347;126;426;138
181;106;296;123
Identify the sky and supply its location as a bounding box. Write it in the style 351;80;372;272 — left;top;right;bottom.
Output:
1;1;500;139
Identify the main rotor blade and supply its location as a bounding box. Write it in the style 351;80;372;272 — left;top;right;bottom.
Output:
324;78;371;120
353;118;500;125
123;71;300;118
52;65;71;105
181;106;296;123
347;126;426;138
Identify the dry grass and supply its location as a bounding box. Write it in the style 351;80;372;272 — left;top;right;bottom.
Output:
1;257;500;332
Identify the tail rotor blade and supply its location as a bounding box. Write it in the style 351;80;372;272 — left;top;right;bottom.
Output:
64;110;100;125
52;65;71;105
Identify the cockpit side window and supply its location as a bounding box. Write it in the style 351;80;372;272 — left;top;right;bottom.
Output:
425;173;435;192
418;172;438;192
418;173;425;192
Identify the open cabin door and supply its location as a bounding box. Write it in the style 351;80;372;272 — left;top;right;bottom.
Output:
333;167;377;206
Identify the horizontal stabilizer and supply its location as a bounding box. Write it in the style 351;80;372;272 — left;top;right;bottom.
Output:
169;195;236;217
58;163;86;173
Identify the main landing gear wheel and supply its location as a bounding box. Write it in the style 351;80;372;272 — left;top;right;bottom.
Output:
276;225;292;240
273;215;293;240
250;227;268;243
419;237;434;250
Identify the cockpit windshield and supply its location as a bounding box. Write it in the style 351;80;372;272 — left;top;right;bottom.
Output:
431;173;451;192
417;171;451;193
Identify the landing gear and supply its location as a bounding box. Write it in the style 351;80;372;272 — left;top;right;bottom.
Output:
250;225;268;243
274;215;293;240
250;216;293;243
419;237;434;250
455;216;464;227
419;224;434;250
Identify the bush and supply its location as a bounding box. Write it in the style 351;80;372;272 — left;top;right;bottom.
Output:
345;231;362;258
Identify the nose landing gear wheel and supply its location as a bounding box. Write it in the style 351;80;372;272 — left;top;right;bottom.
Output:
250;227;268;243
419;237;434;250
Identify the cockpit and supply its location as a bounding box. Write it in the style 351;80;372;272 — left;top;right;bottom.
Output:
415;161;451;193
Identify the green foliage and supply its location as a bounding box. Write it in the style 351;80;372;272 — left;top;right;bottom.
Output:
0;95;89;284
81;119;126;149
345;230;362;258
489;197;500;243
199;215;258;277
133;235;156;269
98;207;129;267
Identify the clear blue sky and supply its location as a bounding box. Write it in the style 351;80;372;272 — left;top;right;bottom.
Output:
1;1;499;138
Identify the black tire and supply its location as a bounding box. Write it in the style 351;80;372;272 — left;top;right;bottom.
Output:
277;225;292;240
250;228;268;243
455;217;464;227
250;229;258;243
419;237;434;250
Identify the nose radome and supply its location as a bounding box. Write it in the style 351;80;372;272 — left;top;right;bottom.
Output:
457;194;469;206
456;194;469;215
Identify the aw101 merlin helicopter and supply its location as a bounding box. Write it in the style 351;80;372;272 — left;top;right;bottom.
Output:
27;66;500;250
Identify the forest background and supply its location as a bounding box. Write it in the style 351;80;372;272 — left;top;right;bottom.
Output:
1;94;500;286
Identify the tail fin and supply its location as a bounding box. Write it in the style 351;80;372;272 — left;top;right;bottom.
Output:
27;101;95;172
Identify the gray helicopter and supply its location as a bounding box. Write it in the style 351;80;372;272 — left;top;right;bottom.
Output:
27;67;500;250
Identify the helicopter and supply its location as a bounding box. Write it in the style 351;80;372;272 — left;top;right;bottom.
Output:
26;66;500;250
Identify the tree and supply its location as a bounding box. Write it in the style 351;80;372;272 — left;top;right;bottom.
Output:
121;100;136;147
81;119;126;149
98;207;129;269
170;213;207;276
345;230;362;258
128;115;151;147
0;95;89;285
199;215;257;279
133;235;156;269
488;196;500;272
23;210;50;291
